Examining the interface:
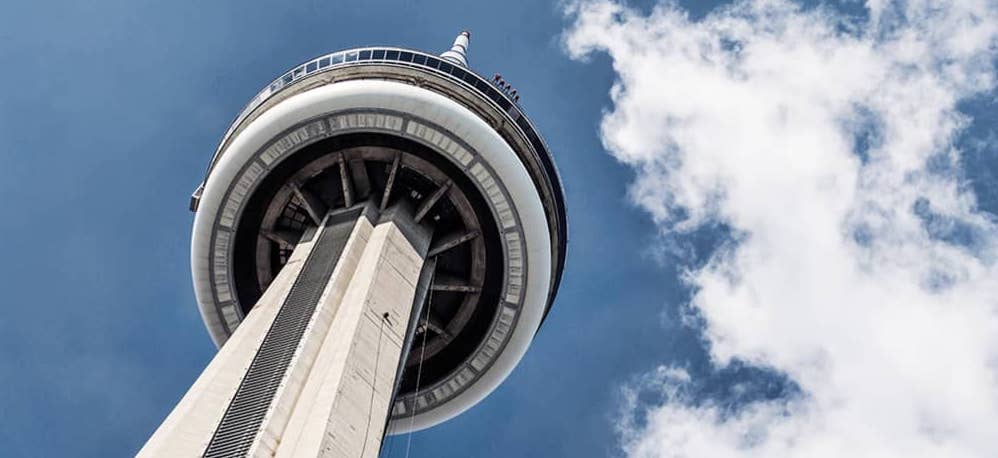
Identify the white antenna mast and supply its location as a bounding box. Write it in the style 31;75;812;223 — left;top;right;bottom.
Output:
440;30;470;67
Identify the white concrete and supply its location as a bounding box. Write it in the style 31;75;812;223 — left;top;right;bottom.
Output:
248;214;375;457
440;31;470;67
145;210;428;457
139;228;318;457
275;217;426;457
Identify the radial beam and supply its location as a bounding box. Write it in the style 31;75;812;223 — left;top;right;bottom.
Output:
380;153;401;211
292;185;328;226
414;181;451;223
263;229;303;248
425;316;452;342
339;155;354;208
427;230;479;257
431;282;481;293
348;155;372;200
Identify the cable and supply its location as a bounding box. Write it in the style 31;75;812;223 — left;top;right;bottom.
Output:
360;313;388;458
404;267;435;458
382;413;394;458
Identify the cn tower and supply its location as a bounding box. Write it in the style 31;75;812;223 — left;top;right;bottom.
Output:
140;32;567;457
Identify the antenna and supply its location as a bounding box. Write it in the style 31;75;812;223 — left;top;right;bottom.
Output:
440;30;471;67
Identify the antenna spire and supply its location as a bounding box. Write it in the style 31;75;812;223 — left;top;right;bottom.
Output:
440;30;470;67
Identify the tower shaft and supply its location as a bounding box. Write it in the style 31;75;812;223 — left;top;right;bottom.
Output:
141;203;431;457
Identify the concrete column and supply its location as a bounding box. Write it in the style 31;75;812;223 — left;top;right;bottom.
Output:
139;225;322;457
273;205;430;457
139;203;430;458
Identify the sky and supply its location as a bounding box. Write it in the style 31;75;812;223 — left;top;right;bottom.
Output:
0;1;996;457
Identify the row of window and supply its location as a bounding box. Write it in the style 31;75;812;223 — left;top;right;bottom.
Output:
263;48;518;114
215;47;560;217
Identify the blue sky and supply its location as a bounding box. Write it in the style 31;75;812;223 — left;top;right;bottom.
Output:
0;1;702;456
2;1;997;457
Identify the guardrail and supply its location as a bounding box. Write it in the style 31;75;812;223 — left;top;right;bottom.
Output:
204;47;555;188
198;46;568;316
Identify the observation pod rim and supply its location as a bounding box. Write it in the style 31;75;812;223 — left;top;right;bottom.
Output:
191;79;553;432
197;46;567;324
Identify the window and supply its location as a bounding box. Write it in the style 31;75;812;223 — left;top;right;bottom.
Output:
413;54;427;65
345;51;358;62
293;66;304;78
331;53;344;64
462;71;480;86
306;61;317;73
439;61;453;74
359;50;372;60
373;49;386;60
282;73;293;84
398;51;413;62
496;96;511;111
517;118;532;135
385;50;400;60
318;57;330;68
425;56;440;69
530;136;546;158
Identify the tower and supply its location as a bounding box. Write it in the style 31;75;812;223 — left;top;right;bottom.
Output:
141;32;567;457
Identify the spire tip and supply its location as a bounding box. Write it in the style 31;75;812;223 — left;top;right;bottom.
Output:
441;31;471;67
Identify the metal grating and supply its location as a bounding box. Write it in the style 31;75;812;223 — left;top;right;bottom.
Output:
203;209;361;457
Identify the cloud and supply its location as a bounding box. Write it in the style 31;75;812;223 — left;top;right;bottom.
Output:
565;0;998;456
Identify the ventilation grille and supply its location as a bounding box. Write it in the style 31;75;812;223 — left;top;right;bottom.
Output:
204;210;359;457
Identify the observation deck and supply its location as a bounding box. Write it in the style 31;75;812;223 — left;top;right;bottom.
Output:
189;40;566;432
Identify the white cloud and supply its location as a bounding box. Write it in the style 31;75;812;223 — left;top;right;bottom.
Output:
565;0;998;456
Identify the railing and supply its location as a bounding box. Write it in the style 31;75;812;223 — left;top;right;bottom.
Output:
204;46;557;191
200;46;568;311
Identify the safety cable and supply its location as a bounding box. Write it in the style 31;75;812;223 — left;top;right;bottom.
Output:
403;264;435;458
361;313;389;458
